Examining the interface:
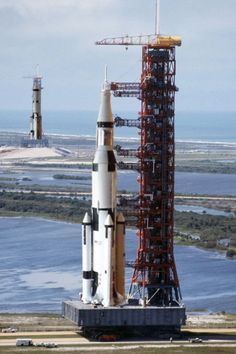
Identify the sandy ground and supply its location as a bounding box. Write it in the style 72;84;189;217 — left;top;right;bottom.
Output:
187;314;230;326
0;314;77;332
186;313;236;329
0;147;61;160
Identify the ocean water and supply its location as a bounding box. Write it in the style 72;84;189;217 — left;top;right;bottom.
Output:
0;110;236;142
0;217;236;314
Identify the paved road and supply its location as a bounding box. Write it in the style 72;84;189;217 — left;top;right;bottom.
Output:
1;331;236;348
1;329;236;349
1;340;236;350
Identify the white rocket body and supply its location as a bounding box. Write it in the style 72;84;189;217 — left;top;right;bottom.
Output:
82;213;92;303
82;79;125;307
30;77;42;140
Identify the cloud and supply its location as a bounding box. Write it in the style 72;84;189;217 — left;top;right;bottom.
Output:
0;0;119;40
0;0;235;111
1;0;236;38
0;0;113;12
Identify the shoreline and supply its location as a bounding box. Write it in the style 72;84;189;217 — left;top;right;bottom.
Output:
1;213;236;260
1;129;236;145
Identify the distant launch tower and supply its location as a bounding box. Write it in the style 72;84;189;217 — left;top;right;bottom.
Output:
22;69;48;147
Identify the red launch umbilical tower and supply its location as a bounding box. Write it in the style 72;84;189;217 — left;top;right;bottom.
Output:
96;28;182;307
132;44;181;306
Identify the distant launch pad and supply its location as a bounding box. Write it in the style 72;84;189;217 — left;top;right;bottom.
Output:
21;72;48;148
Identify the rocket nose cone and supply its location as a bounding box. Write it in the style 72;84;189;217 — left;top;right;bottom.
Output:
83;212;91;224
105;214;114;227
97;81;113;124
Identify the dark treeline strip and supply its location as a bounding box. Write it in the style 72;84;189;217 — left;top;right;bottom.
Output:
0;191;90;223
1;191;236;257
176;161;236;174
53;174;91;180
175;211;236;257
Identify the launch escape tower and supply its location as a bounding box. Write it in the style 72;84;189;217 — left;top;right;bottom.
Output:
96;16;182;307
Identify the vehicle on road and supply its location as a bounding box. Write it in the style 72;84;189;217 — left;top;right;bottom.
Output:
16;338;33;346
34;342;45;347
34;342;58;348
2;327;17;333
45;342;58;348
189;337;203;343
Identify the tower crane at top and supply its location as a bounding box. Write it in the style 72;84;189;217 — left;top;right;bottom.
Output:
95;34;181;48
95;0;181;48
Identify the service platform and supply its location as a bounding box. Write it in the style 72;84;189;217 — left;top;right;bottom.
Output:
62;300;186;330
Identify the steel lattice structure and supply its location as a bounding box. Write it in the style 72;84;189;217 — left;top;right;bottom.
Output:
97;34;182;307
130;46;181;306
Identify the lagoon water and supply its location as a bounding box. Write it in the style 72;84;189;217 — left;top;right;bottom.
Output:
175;205;234;217
0;217;236;314
2;169;236;196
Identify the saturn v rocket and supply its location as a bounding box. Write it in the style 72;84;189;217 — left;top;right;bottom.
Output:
81;77;126;307
30;76;43;140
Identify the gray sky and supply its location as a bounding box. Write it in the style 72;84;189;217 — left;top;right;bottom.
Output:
0;0;235;112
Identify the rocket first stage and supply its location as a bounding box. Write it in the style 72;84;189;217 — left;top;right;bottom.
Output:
82;77;126;307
